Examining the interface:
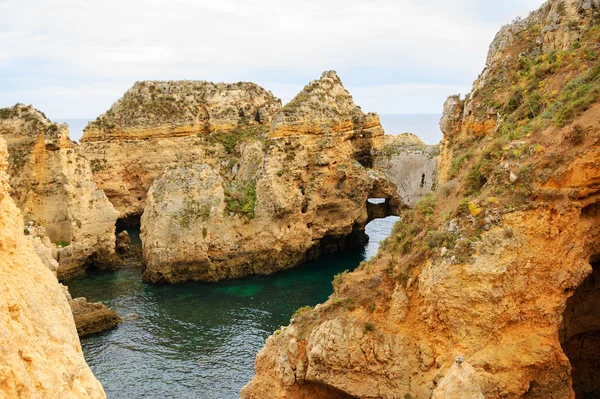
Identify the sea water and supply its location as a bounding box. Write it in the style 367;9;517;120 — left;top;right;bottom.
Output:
68;216;400;399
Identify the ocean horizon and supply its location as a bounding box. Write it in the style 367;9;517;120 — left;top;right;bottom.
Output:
57;113;442;145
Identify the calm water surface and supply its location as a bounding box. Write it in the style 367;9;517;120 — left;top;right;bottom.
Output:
68;216;399;399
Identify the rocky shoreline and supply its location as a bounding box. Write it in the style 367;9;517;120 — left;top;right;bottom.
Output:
1;0;599;396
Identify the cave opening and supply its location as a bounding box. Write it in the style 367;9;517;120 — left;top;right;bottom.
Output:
354;148;373;168
115;213;142;246
560;259;600;398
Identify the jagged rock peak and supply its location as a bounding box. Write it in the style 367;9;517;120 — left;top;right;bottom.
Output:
83;80;282;141
272;70;381;137
282;70;359;115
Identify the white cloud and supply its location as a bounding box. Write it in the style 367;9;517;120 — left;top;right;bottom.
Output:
0;0;544;117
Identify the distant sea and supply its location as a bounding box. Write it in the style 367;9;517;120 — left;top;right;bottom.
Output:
379;114;442;145
57;114;442;145
56;118;91;142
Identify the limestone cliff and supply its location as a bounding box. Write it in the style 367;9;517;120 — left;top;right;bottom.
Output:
372;133;439;207
243;1;600;398
140;72;403;283
80;80;282;218
0;137;106;398
0;104;119;280
270;70;376;138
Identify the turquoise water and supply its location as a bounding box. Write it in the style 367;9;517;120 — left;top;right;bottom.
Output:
68;216;399;399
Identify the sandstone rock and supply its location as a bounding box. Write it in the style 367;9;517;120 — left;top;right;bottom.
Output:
0;137;106;398
80;80;282;217
0;104;119;280
81;71;437;283
24;220;120;336
140;73;404;282
25;223;60;274
115;230;132;254
372;133;439;206
69;298;121;337
271;70;381;138
431;361;485;399
243;1;600;398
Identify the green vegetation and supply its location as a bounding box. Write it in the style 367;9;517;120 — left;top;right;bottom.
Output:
47;123;58;133
464;161;489;196
425;230;457;250
176;199;212;228
225;181;257;218
292;306;312;319
547;63;600;127
332;270;349;291
208;125;269;155
415;193;436;219
477;25;600;133
55;241;70;248
0;107;17;119
364;322;375;332
448;150;472;178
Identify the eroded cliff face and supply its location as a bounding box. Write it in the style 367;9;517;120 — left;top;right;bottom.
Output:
140;72;403;283
0;104;119;280
80;80;282;218
372;134;439;207
243;1;600;398
0;137;106;398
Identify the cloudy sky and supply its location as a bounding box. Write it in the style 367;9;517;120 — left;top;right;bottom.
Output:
1;0;542;119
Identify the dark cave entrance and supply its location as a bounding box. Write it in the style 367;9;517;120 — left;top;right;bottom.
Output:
560;260;600;398
354;148;373;168
115;213;142;246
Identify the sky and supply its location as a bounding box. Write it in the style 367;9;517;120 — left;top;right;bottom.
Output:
0;0;543;120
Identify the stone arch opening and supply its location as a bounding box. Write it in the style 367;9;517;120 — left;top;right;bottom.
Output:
559;258;600;398
115;213;142;246
366;197;401;223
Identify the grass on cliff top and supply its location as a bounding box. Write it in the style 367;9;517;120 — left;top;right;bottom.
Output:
445;20;600;203
474;24;600;131
372;19;600;276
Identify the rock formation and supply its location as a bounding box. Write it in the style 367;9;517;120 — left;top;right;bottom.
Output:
80;80;282;218
242;1;600;398
373;133;439;207
140;72;403;283
81;72;433;283
0;104;119;280
0;137;106;398
69;298;121;337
